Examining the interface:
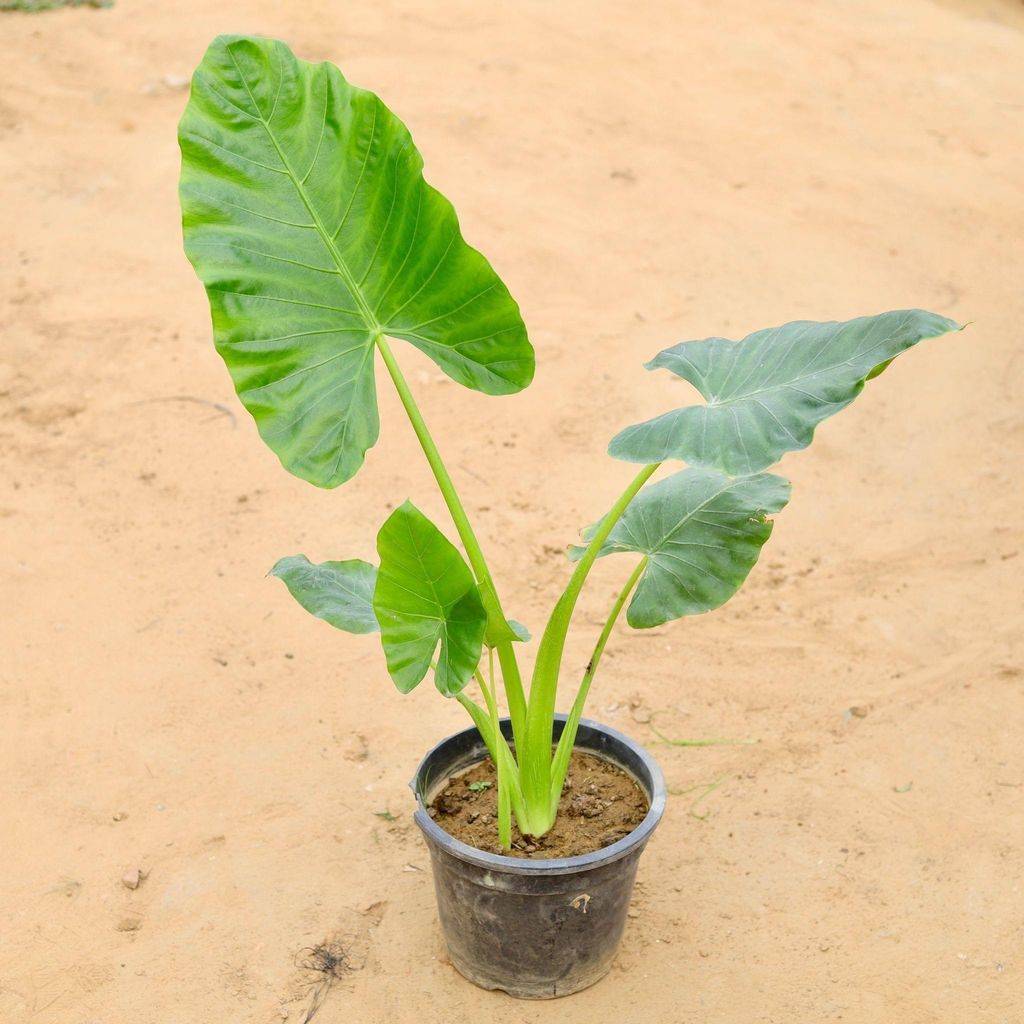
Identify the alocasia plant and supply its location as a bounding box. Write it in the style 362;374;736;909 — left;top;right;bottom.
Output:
179;34;960;847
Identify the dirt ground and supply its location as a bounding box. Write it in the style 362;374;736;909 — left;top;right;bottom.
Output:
2;1;1022;1021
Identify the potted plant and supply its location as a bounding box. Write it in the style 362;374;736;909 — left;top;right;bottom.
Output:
177;34;960;999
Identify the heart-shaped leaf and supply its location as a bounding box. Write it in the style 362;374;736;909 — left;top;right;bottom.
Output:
373;501;486;696
270;555;379;634
571;469;791;628
179;35;534;488
609;310;959;475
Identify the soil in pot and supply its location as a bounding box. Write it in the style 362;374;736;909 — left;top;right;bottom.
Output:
428;751;648;858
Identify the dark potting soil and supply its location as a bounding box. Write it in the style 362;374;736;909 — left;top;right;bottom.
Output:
428;751;649;858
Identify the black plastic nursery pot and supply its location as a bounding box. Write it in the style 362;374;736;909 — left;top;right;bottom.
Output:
410;714;667;999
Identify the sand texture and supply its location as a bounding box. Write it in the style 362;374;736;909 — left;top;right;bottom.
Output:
1;1;1023;1021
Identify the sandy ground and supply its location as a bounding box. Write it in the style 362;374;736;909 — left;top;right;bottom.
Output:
2;1;1023;1021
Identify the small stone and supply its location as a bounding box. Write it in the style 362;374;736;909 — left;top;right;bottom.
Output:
698;949;710;958
849;705;869;718
627;909;640;919
436;792;461;816
116;917;142;932
112;811;128;822
122;868;142;890
570;794;603;818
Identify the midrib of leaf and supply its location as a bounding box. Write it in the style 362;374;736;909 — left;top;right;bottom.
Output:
714;318;906;404
632;481;736;554
406;522;463;618
399;550;454;681
384;523;465;648
226;50;382;337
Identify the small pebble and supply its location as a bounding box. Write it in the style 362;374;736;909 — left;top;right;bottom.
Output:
116;917;142;932
122;868;142;890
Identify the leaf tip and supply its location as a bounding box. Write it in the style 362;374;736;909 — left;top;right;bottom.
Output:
268;554;301;578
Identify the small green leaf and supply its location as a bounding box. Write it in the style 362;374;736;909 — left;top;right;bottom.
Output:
270;554;379;633
373;501;486;696
467;780;493;792
571;468;791;628
179;35;534;490
609;310;960;475
508;620;531;643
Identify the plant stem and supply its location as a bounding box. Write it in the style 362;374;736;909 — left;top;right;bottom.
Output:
583;557;648;695
375;335;527;746
458;683;527;834
483;655;507;847
548;556;647;805
481;651;512;847
518;462;660;835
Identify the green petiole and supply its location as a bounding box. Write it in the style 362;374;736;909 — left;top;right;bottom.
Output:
378;332;660;839
518;464;660;836
548;556;649;808
375;334;528;752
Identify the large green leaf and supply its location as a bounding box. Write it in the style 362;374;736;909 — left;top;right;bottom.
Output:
373;501;486;696
179;35;533;488
609;310;959;475
269;554;379;633
570;469;791;628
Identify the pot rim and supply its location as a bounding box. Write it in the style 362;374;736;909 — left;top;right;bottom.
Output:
409;714;667;875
